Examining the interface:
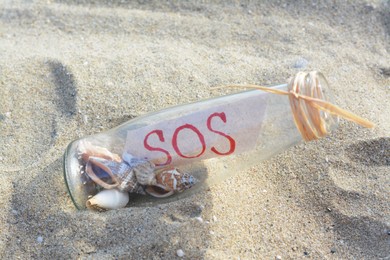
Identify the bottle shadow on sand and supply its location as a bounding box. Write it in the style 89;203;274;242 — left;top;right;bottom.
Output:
3;60;212;258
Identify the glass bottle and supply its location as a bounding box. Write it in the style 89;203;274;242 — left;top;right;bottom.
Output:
63;71;373;210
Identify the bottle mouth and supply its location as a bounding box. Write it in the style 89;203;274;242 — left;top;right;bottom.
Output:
223;70;373;141
287;71;338;141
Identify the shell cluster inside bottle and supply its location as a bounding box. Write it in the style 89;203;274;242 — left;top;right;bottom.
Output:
78;141;197;211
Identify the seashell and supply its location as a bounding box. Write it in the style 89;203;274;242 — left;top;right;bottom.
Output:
123;152;156;186
145;168;197;198
86;189;129;211
85;156;145;193
79;141;121;163
133;162;158;186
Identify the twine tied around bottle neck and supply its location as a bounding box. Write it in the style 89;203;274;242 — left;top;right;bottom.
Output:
223;71;374;141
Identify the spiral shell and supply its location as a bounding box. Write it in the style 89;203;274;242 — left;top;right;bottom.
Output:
86;156;152;193
145;168;197;198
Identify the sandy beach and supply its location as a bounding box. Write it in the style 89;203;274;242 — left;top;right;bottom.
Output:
1;0;389;259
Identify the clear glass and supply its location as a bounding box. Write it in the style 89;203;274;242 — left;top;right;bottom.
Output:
64;79;338;210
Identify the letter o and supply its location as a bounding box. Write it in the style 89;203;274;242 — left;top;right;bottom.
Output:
172;124;206;158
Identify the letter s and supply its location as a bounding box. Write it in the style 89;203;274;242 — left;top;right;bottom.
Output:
207;112;236;156
143;130;172;166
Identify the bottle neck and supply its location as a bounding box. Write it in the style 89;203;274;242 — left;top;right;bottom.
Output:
203;79;339;185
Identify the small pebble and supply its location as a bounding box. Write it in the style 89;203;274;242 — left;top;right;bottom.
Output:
379;67;390;76
276;255;282;260
212;215;217;222
37;236;43;244
195;216;203;223
330;248;336;254
177;249;185;257
293;57;309;69
5;112;11;118
209;231;215;235
303;251;309;256
82;115;88;124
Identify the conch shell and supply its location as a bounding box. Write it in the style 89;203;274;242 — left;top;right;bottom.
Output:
86;189;129;211
145;168;197;198
80;141;153;193
85;155;152;193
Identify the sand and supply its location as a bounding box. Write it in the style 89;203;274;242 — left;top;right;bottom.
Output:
0;0;389;259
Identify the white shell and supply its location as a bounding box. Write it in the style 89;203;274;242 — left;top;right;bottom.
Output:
86;189;129;210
